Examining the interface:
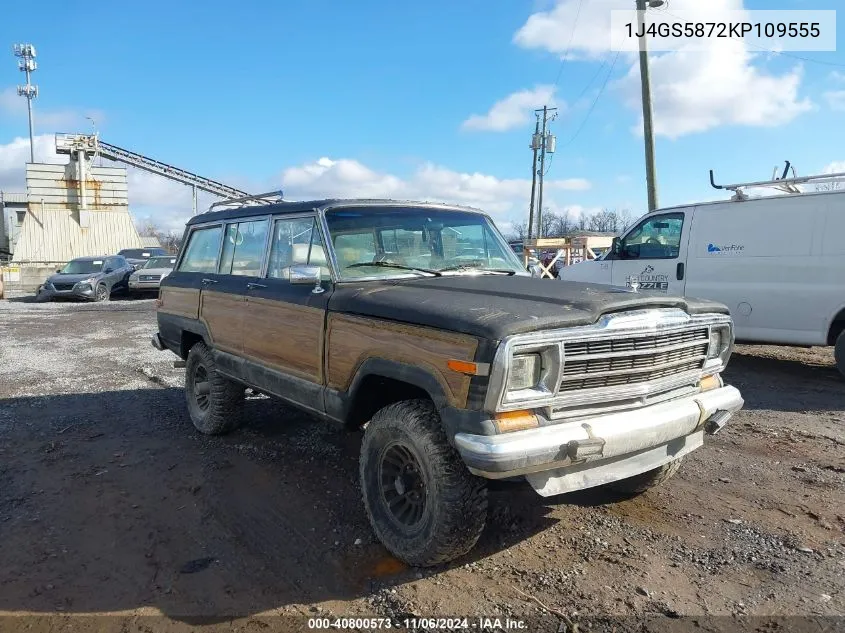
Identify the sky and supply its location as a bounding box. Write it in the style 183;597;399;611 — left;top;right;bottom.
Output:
1;0;844;236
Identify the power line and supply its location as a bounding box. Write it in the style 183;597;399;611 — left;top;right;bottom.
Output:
560;50;621;149
552;0;586;87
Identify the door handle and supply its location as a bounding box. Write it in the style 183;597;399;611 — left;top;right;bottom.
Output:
247;282;267;290
676;262;685;281
201;278;218;285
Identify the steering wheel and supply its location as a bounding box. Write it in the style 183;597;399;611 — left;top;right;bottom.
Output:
646;237;661;245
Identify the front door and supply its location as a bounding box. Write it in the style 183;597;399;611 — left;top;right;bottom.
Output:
242;215;331;387
609;210;691;296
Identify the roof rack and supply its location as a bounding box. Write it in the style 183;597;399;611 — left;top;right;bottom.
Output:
207;190;284;212
710;161;845;200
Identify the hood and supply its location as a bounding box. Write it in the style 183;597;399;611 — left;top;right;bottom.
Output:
47;272;102;285
329;275;728;340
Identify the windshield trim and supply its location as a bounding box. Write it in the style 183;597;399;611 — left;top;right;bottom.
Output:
317;204;527;283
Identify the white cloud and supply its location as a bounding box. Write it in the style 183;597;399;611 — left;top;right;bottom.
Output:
829;71;845;83
281;157;590;221
823;90;845;112
823;162;845;174
1;137;593;236
462;85;558;132
514;0;812;138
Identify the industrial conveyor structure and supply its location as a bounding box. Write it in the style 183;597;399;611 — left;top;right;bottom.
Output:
55;133;250;214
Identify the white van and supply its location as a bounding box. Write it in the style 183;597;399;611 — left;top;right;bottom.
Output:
560;172;845;375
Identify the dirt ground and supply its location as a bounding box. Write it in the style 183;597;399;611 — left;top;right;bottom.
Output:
0;296;843;631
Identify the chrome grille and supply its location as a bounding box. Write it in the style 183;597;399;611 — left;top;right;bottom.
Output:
560;327;708;393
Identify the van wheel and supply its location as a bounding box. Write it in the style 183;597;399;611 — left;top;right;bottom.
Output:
359;399;488;567
835;331;845;378
185;341;244;435
605;457;683;497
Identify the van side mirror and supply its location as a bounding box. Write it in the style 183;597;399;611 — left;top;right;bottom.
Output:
290;264;325;294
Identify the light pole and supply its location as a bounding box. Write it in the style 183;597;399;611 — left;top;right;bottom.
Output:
636;0;662;212
13;44;38;164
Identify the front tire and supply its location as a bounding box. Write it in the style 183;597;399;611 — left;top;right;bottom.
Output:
835;330;845;379
359;399;488;567
94;283;109;302
605;457;684;497
185;341;244;435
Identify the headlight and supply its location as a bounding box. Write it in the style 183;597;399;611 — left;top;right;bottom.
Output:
79;277;98;286
707;324;733;366
508;353;542;391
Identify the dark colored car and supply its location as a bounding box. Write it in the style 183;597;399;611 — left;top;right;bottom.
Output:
118;247;168;269
38;255;134;302
151;198;743;567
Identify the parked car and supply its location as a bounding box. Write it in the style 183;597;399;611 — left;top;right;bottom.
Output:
38;255;133;302
152;198;743;566
559;172;845;376
128;255;177;295
117;247;168;269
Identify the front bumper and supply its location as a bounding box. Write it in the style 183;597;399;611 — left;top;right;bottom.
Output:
129;279;162;290
38;284;96;300
453;385;744;493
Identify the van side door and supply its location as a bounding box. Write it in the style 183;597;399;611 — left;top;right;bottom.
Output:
241;214;332;415
609;209;692;295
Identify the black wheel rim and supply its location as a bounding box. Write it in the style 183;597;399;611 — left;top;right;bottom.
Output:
97;285;107;301
192;363;210;412
379;442;427;528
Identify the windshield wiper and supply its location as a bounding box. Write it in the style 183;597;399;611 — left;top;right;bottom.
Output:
437;265;517;276
345;262;442;277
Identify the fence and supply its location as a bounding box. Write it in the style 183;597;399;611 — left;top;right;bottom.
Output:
1;260;67;296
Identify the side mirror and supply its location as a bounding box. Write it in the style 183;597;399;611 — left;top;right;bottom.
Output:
290;264;325;294
527;256;542;278
56;268;62;273
104;267;114;274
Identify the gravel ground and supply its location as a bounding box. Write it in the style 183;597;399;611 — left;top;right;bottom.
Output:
0;296;843;631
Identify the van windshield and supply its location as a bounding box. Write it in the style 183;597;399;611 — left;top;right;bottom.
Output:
324;207;526;280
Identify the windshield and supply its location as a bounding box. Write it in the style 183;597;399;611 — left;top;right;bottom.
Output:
324;207;526;280
143;256;176;269
60;259;103;274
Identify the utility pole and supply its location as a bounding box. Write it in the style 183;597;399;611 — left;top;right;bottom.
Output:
13;44;38;164
636;0;663;211
527;117;541;241
534;105;557;237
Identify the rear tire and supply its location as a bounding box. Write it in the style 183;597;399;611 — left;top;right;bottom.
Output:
606;457;683;496
185;341;244;435
359;399;488;567
835;330;845;379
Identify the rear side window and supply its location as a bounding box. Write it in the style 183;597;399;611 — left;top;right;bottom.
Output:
218;219;270;277
178;226;223;273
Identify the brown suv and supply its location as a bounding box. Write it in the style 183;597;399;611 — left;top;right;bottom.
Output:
152;196;744;566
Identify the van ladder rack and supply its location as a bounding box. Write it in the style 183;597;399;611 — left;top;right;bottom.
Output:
207;190;285;212
710;162;845;199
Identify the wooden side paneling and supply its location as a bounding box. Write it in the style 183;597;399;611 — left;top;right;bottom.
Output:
242;298;324;382
158;287;200;320
326;314;479;408
200;290;243;354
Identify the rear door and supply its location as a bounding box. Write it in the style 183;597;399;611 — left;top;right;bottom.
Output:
609;209;692;295
241;214;331;409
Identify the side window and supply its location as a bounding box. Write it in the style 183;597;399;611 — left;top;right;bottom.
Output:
267;217;329;280
621;213;684;260
178;226;223;273
218;219;270;276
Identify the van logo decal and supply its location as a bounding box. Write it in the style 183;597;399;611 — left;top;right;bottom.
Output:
624;264;669;294
708;243;744;254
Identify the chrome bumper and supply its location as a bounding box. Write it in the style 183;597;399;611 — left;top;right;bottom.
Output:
454;385;744;493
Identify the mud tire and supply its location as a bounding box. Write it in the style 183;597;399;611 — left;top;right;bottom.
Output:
606;457;684;496
185;341;244;435
360;399;488;567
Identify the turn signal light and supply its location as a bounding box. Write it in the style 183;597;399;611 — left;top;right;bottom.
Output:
699;374;721;392
493;410;539;433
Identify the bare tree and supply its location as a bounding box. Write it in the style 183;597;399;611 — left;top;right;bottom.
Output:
136;219;183;254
